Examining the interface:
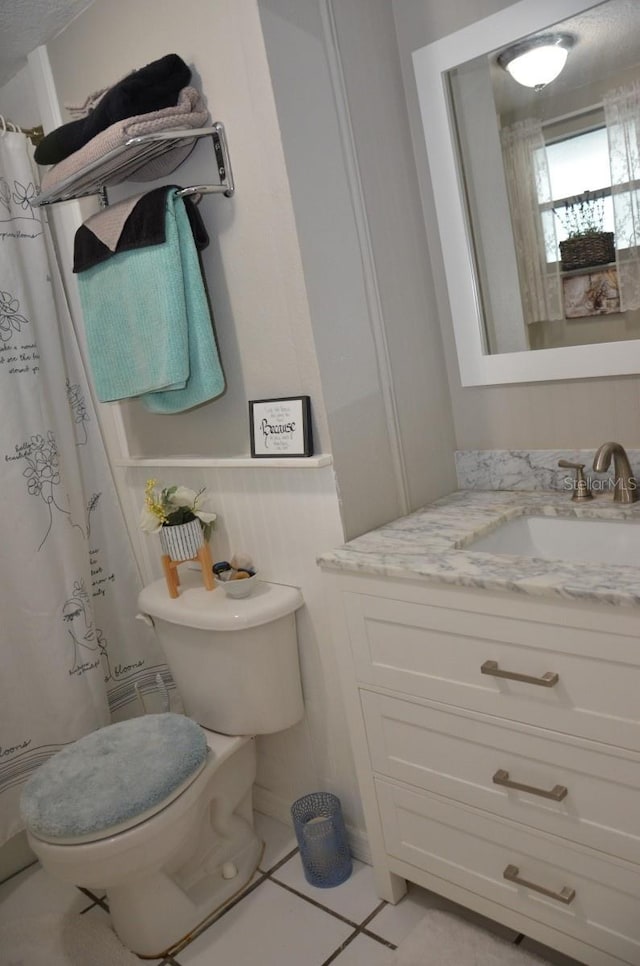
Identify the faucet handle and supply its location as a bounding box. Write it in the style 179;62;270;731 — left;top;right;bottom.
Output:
558;460;593;501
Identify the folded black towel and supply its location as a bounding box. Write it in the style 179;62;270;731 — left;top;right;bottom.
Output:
34;54;192;165
73;186;209;273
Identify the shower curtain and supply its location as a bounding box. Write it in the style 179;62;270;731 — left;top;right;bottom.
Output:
604;81;640;311
0;130;171;847
500;118;563;326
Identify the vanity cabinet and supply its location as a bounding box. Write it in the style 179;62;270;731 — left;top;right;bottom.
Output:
325;572;640;966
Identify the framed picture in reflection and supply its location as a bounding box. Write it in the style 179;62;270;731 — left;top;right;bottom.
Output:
563;268;620;319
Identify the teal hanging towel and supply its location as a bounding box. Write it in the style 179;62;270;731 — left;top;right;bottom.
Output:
74;186;225;413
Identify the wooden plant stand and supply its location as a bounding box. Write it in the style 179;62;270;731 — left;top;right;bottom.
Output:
161;541;215;599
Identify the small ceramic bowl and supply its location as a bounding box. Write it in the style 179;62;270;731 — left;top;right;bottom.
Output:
217;572;258;599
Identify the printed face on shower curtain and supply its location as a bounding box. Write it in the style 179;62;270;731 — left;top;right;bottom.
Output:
63;579;111;682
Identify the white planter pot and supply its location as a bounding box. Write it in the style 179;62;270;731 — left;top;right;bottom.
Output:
159;519;203;561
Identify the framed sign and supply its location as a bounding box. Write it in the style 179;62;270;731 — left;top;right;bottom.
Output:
249;396;313;457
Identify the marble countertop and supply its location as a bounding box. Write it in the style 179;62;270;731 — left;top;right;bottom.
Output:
317;490;640;607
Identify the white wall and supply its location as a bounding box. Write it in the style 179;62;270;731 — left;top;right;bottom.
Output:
258;0;406;538
449;57;527;353
326;0;458;507
43;0;457;546
0;65;40;128
258;0;457;535
13;0;522;854
33;0;384;845
392;0;640;451
45;0;331;462
117;460;365;836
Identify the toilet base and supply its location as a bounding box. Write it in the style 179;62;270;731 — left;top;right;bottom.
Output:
27;735;262;959
162;835;263;959
110;819;263;959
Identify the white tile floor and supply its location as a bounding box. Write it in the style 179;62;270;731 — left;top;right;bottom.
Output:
0;812;584;966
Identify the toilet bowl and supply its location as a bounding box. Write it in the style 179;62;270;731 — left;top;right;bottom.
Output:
21;573;304;958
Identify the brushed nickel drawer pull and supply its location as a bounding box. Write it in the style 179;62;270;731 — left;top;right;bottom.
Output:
481;660;559;687
503;864;575;904
493;769;568;801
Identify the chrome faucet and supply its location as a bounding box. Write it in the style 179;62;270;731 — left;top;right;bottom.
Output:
592;442;638;503
558;459;593;501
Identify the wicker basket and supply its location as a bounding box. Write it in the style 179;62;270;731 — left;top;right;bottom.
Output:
560;232;615;271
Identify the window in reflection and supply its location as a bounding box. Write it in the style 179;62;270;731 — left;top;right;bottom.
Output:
543;126;614;262
449;42;640;353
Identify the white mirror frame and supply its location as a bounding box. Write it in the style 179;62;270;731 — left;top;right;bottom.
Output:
412;0;640;386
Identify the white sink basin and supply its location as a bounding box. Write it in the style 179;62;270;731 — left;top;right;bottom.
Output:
465;515;640;567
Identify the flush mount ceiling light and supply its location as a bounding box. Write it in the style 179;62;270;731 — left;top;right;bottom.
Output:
497;33;575;91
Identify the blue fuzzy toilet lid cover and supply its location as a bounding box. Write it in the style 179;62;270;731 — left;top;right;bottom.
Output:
20;712;208;841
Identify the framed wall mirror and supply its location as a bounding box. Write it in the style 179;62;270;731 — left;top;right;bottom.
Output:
413;0;640;385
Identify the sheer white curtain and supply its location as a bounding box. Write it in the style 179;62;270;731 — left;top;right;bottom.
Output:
0;131;170;846
500;118;563;325
604;81;640;311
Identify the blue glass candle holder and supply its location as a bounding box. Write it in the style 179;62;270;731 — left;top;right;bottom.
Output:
291;792;352;888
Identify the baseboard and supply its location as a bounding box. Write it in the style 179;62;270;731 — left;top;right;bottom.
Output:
252;786;371;865
252;786;293;829
344;825;371;865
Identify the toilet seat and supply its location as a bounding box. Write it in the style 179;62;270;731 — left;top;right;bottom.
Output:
21;713;208;845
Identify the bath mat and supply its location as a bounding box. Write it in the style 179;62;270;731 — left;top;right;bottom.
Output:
0;912;140;965
389;908;555;965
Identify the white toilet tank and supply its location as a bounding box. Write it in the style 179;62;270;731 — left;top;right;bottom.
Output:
138;568;304;735
138;574;304;736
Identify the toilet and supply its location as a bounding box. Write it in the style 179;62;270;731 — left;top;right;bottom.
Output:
20;573;304;958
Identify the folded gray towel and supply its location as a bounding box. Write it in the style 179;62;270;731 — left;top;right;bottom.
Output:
40;87;210;195
80;193;143;252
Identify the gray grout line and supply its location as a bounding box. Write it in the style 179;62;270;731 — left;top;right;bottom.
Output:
79;900;101;915
84;897;110;913
68;860;527;966
258;845;299;876
68;848;400;965
353;899;399;950
166;852;398;962
159;870;271;959
77;885;109;911
317;919;398;966
359;899;394;934
262;848;398;934
319;929;360;966
361;926;398;950
264;875;399;955
164;845;396;964
266;875;363;929
0;858;39;887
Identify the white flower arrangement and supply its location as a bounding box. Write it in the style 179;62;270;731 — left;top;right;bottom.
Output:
139;480;216;541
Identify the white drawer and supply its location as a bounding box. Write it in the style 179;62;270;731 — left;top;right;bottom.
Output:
376;778;640;966
346;593;640;749
362;691;640;865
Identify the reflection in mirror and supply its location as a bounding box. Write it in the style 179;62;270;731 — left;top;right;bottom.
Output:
413;0;640;385
449;0;640;355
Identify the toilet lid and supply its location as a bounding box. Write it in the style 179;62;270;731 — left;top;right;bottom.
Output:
20;713;208;843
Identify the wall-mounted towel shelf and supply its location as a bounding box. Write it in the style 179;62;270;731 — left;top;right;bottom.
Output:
32;123;234;208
